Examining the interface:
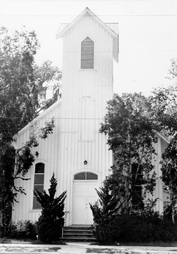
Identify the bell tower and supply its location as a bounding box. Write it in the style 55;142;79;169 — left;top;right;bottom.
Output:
57;7;119;225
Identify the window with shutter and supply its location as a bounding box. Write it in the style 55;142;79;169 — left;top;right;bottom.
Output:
33;163;45;209
81;37;94;69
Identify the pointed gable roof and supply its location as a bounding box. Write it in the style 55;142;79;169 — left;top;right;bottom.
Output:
56;7;119;62
155;131;169;144
57;7;118;38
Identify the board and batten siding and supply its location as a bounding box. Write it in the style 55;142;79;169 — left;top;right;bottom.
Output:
12;102;62;223
57;14;114;225
12;7;169;223
12;108;112;224
144;135;168;214
12;12;115;224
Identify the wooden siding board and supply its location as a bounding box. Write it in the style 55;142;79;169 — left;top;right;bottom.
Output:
12;10;115;224
12;6;165;222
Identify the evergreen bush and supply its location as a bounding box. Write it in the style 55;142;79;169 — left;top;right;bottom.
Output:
8;220;37;239
34;173;66;243
92;210;177;243
91;176;177;243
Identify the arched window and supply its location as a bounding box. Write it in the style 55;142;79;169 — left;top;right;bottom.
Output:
74;172;98;180
33;163;45;209
81;37;94;69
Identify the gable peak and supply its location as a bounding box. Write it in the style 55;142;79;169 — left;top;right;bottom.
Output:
56;7;118;39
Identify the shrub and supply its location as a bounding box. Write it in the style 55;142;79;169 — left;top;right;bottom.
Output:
8;220;37;240
34;173;67;243
92;211;177;243
91;173;177;243
0;225;2;237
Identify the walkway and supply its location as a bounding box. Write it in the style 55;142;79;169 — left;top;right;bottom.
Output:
0;242;177;253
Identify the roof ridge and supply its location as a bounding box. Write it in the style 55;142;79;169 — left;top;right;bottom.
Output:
56;7;118;39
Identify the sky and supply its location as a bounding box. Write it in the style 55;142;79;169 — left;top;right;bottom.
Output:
1;0;177;96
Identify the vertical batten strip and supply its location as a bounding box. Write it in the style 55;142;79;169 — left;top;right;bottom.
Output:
12;9;117;224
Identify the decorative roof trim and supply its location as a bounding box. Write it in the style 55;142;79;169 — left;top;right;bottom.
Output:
56;7;118;39
155;131;169;144
16;99;61;136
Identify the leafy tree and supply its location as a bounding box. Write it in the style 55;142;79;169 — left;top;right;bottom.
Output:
149;86;177;138
91;93;159;243
161;136;177;223
168;59;177;81
99;93;157;213
91;90;177;243
0;145;16;236
33;60;62;113
149;59;177;223
34;174;67;243
0;27;60;236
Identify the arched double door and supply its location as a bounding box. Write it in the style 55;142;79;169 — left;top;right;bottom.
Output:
72;172;98;225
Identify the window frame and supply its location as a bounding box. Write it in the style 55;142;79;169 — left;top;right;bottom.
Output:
81;37;94;69
33;162;45;210
74;172;98;181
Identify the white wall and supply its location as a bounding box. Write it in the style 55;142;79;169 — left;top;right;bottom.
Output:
57;14;114;225
12;13;115;225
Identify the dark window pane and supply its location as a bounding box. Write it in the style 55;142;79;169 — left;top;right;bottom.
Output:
35;163;44;173
81;37;94;69
34;185;43;193
33;185;43;209
33;186;43;209
86;172;98;180
74;172;85;180
33;197;41;209
74;172;98;180
33;163;45;210
34;175;44;184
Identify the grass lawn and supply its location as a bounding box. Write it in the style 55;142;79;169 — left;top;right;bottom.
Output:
0;238;36;244
0;237;65;245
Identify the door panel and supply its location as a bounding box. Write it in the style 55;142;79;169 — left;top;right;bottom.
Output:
72;181;98;225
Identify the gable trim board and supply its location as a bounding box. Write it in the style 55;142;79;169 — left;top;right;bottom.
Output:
56;7;119;62
56;7;118;39
15;99;61;138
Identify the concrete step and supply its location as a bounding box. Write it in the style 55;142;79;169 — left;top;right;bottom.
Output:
62;236;96;242
64;232;93;236
62;225;96;242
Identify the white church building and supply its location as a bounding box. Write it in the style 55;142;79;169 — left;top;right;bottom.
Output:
12;7;168;226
